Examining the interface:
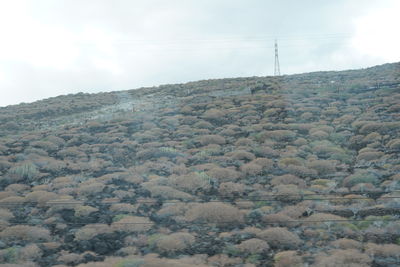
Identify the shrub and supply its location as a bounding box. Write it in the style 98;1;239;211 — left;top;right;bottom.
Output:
155;232;196;254
240;162;263;176
111;216;153;233
218;182;245;198
270;174;306;188
387;139;400;150
8;162;39;182
74;205;98;217
197;135;226;146
76;182;105;196
74;224;111;241
25;191;58;206
185;202;244;225
30;141;59;152
202;109;226;122
262;213;298;227
168;173;211;194
307;160;337;175
342;170;379;188
0;225;51;242
0;208;14;221
5;183;30;193
109;203;138;213
312;249;372;267
207;167;241;182
356;151;384;161
57;251;83;265
263;130;296;142
365;243;400;258
226;150;256;161
257;227;301;249
252;158;274;170
235;238;269;254
273;184;303;203
330;238;362;249
144;185;195;200
274;251;303;267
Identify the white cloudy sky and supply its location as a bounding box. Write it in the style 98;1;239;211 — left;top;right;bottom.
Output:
0;0;399;107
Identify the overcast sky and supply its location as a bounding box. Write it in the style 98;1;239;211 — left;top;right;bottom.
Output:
0;0;399;107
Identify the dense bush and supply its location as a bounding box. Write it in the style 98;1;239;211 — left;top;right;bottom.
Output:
0;225;51;242
342;170;379;188
154;232;196;254
185;202;244;225
257;227;302;249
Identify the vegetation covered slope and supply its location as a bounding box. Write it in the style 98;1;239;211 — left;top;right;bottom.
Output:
0;62;399;267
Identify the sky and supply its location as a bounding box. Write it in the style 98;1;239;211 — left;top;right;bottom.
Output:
0;0;399;107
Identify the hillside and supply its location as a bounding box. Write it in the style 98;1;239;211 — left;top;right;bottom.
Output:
0;62;399;267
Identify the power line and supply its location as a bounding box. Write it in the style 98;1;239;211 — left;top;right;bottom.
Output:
6;218;400;226
0;195;399;206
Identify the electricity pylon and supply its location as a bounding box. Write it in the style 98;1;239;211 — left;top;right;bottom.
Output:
274;39;281;76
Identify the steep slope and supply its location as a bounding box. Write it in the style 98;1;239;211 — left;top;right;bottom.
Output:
0;62;399;266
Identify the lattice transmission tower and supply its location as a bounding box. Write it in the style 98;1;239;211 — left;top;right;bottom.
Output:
274;39;281;76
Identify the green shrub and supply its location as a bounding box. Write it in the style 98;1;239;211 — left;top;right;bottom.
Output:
8;162;39;182
342;170;379;187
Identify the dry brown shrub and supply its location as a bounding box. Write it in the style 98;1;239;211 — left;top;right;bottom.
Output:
312;249;371;267
0;208;14;221
310;130;330;139
25;191;58;206
270;174;306;188
185;202;244;224
256;227;301;249
157;202;192;221
74;205;98;217
356;151;384;161
207;167;241;182
76;181;105;196
235;238;269;254
218;182;245;198
168;173;211;193
286;165;318;177
387;139;400;150
197;135;226;146
263;130;296;142
274;250;303;267
207;254;243;267
252;158;274;170
307;160;337;175
144;185;195;200
278;157;303;168
0;196;26;205
19;244;42;261
111;216;153;233
365;243;400;258
5;183;30;193
0;225;51;242
57;251;83;265
193;120;214;129
202;108;226;121
330;238;362;249
262;213;299;227
0;191;14;200
74;224;111;241
273;184;302;203
226;150;256;161
155;232;196;253
235;138;254;147
240;162;263;176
